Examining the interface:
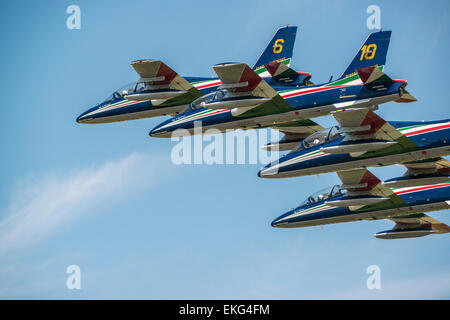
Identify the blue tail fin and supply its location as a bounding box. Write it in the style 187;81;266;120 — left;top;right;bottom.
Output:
339;30;391;79
252;25;297;70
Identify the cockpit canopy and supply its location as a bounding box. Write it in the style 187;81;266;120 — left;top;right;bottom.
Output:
289;126;342;154
101;81;148;104
299;185;345;207
181;89;227;114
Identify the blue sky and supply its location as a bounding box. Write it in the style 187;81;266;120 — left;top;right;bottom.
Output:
1;0;449;299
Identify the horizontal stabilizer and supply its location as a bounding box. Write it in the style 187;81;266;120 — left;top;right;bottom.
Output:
395;87;417;103
265;61;299;80
356;66;417;102
357;65;393;87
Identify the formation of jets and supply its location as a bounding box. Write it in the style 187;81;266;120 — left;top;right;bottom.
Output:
77;26;450;239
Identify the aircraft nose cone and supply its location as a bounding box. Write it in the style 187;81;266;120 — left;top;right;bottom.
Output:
76;107;95;124
258;165;279;178
149;127;161;137
76;112;86;123
149;126;169;138
149;120;176;138
271;218;282;228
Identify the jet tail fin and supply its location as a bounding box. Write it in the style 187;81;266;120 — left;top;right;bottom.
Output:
253;25;297;76
339;30;391;80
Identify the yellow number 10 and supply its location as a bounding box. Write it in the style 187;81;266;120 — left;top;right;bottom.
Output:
360;44;377;60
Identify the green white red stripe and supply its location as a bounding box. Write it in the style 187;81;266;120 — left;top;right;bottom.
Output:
192;80;222;90
398;122;450;137
278;73;363;100
393;182;450;196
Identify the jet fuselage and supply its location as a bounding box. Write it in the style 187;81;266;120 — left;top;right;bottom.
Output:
259;119;450;178
149;77;406;137
76;77;221;124
272;182;450;228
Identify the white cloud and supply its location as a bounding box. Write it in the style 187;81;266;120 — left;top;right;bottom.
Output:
327;272;450;299
0;153;167;256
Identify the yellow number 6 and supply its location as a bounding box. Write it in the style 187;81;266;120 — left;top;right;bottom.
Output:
273;39;284;54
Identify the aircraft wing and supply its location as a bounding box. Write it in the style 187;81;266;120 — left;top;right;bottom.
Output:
389;213;450;234
128;59;203;105
210;63;295;117
402;158;450;173
329;108;419;157
380;158;450;188
336;168;396;198
261;119;324;151
374;212;450;239
327;168;407;211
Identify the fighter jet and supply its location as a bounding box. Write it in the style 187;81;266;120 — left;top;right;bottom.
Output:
258;108;450;178
76;26;300;124
271;167;450;239
150;30;416;138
